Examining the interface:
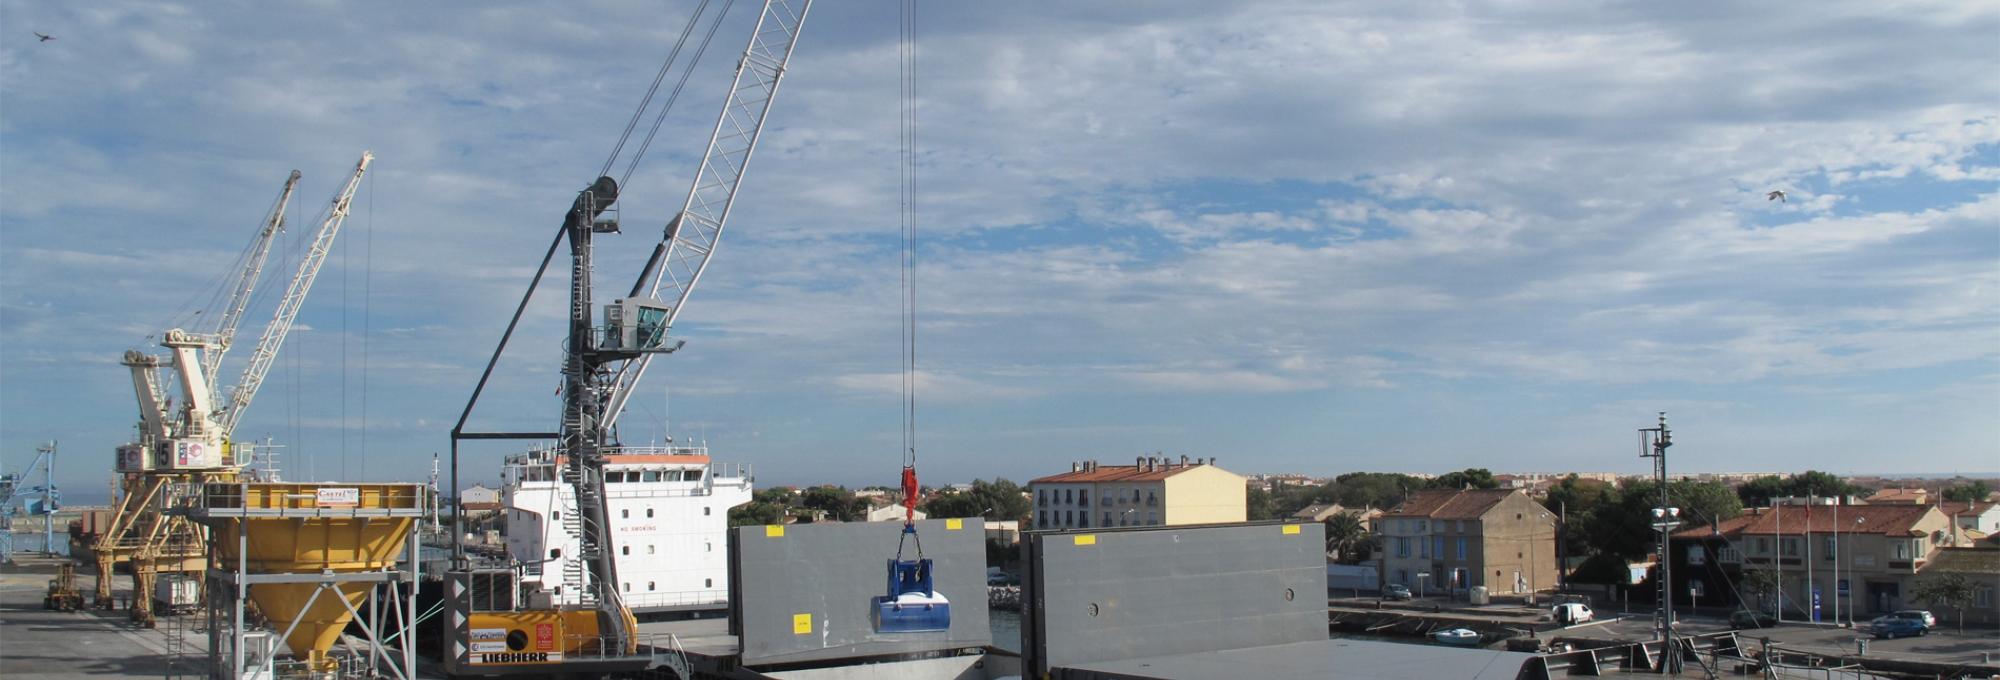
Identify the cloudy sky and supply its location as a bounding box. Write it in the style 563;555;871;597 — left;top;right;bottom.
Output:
3;1;1995;500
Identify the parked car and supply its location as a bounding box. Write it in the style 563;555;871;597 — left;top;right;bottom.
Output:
1728;610;1778;630
1383;584;1413;601
1870;615;1929;639
1889;609;1936;627
1552;602;1594;626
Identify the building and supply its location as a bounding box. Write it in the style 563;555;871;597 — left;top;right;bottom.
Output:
1939;501;2000;540
1866;488;1931;505
461;483;503;512
1373;488;1558;598
1292;503;1380;524
1916;548;2000;626
1674;503;1961;621
865;504;928;523
1028;456;1244;530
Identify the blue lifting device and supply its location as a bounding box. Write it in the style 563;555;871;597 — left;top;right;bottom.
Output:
872;467;950;633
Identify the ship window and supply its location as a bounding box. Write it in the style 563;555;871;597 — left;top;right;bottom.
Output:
646;508;654;518
550;549;561;559
647;545;655;555
664;470;684;482
621;509;629;518
685;470;703;481
643;471;660;482
704;507;711;516
624;583;631;592
621;546;629;555
648;582;655;591
706;578;713;588
706;542;712;552
552;511;561;521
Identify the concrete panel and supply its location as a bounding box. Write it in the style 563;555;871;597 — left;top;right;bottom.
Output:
1022;522;1327;676
1057;638;1535;680
730;519;992;666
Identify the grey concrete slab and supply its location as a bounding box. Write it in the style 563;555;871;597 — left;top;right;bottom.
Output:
730;519;992;666
0;569;204;678
1022;522;1327;676
1058;638;1538;680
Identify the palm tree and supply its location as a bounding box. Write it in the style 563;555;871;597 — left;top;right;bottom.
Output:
1323;513;1371;564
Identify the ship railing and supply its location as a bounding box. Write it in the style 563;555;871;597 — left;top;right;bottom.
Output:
557;631;715;662
619;589;728;610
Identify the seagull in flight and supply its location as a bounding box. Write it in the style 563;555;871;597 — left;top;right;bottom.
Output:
33;32;54;42
1766;190;1786;203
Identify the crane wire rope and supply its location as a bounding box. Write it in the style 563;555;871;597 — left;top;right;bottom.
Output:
894;0;922;562
599;0;737;191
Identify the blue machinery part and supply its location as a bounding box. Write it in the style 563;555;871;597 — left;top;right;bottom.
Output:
872;557;951;633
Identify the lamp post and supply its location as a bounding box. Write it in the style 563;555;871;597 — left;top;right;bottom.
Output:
1416;572;1431;600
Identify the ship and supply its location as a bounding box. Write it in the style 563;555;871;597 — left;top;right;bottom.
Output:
499;443;752;614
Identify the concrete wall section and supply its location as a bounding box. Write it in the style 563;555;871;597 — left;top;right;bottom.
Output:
1022;522;1327;676
729;519;992;666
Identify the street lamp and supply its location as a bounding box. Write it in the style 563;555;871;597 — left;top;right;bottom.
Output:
1416;572;1432;599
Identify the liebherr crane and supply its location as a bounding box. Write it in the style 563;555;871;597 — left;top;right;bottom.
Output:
444;1;811;674
95;153;373;621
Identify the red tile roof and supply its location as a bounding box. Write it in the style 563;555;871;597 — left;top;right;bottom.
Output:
1031;463;1210;484
1866;487;1929;504
1738;504;1938;537
1672;511;1762;539
1380;488;1521;520
1938;501;1996;516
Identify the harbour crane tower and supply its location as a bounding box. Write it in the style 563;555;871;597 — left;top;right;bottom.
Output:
93;153;372;624
443;1;811;673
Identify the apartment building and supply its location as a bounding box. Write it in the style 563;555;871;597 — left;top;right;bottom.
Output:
1674;504;1961;619
1028;456;1245;530
1373;488;1558;598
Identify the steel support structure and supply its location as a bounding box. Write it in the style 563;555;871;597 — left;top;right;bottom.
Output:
194;500;424;680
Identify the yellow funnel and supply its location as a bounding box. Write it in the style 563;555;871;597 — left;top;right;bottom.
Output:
207;483;425;669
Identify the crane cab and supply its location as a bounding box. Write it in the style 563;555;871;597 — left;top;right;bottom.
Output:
600;298;679;353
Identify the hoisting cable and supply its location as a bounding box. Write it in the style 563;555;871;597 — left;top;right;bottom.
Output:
599;0;717;179
894;0;921;560
620;0;739;191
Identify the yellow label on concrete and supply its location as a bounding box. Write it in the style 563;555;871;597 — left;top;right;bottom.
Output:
792;613;812;634
946;518;964;530
1283;524;1302;535
1074;534;1097;546
766;525;785;538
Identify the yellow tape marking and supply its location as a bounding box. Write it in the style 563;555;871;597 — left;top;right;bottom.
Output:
765;525;785;538
1074;534;1097;546
1283;524;1302;535
946;518;964;530
792;613;812;634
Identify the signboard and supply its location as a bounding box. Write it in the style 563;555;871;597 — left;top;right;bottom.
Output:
1810;585;1822;622
467;625;563;664
315;488;361;507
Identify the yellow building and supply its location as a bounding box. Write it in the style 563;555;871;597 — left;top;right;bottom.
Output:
1028;456;1245;530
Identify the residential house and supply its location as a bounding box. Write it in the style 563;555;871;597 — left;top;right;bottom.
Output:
1029;456;1245;530
461;483;503;513
1939;501;2000;542
1691;504;1959;621
1866;488;1930;505
1373;488;1558;598
1293;503;1380;524
1915;548;2000;626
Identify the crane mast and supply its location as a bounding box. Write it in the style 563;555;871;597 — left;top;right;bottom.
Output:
444;2;811;670
200;171;302;393
218;151;372;439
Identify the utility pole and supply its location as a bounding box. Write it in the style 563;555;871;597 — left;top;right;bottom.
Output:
38;441;57;555
1639;413;1681;674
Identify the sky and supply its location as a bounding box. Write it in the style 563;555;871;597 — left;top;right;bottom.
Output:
2;1;1996;502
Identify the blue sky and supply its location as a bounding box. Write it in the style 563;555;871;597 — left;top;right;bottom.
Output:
2;1;1995;501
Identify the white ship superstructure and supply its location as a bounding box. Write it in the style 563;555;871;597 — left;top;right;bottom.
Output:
502;445;751;612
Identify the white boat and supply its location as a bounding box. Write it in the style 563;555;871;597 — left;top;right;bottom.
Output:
501;444;752;613
1432;628;1481;646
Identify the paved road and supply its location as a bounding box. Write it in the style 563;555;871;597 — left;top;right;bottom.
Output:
0;566;204;679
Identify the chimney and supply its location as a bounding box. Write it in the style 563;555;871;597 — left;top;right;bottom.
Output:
1180;454;1190;467
1136;455;1145;469
1072;462;1080;473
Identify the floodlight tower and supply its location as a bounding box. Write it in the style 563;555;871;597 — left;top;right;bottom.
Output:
1639;413;1679;674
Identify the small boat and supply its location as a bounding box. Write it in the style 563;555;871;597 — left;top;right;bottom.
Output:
1432;628;1482;646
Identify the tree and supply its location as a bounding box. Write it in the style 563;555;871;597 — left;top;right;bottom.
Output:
1736;471;1870;508
1738;568;1781;617
1941;481;1992;503
728;500;787;527
1323;513;1373;564
1910;572;1976;633
1432;468;1499;490
1247;486;1279;520
1542;475;1619;559
920;489;983;519
800;485;867;522
1670;480;1743;527
1330;472;1422;510
1735;476;1790;508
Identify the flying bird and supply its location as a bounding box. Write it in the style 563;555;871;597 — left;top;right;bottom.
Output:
1766;190;1786;203
33;32;54;42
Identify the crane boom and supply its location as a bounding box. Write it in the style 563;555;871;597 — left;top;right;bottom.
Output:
218;152;373;439
600;0;812;429
201;170;303;393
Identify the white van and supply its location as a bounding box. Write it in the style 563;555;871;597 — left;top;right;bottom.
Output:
1552;602;1594;625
